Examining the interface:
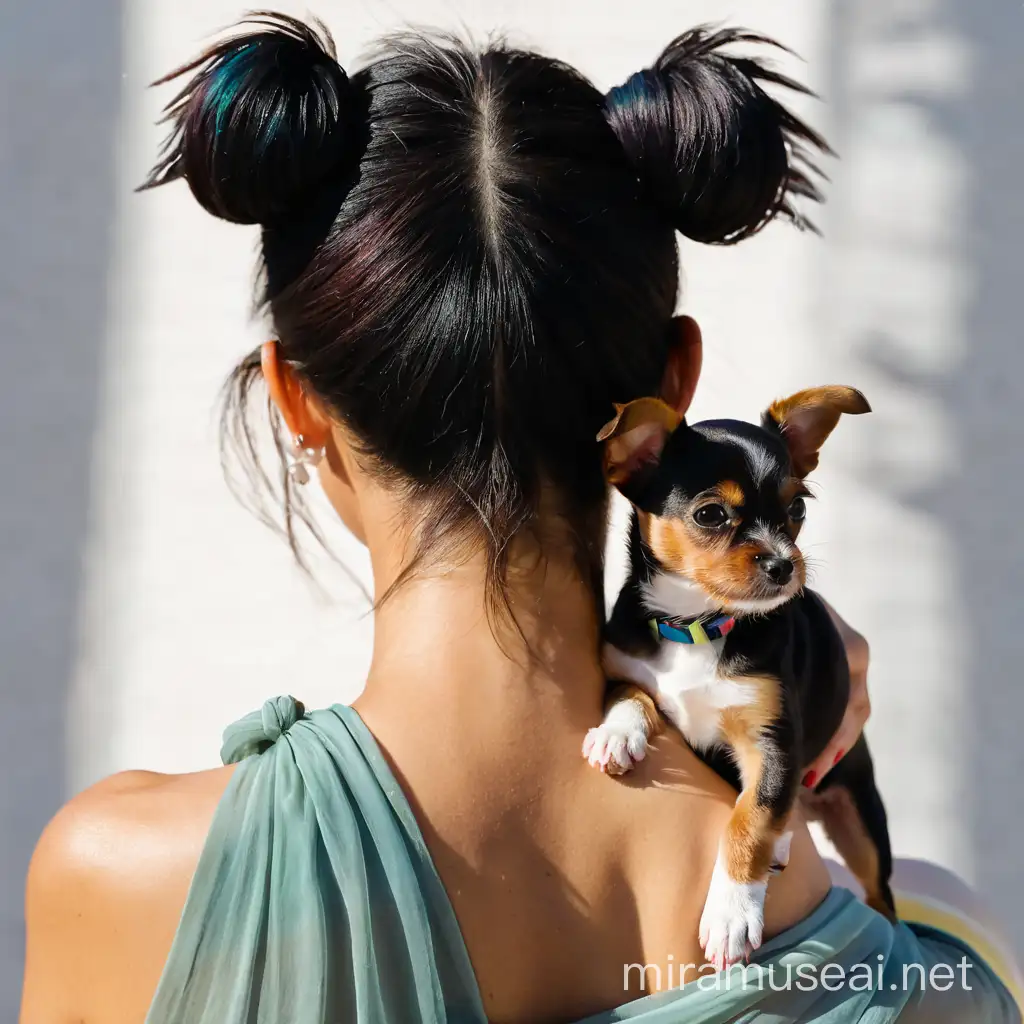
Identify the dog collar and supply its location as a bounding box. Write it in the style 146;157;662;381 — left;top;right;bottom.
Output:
649;612;736;645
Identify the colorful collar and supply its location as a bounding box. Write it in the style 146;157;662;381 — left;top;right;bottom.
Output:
649;612;736;645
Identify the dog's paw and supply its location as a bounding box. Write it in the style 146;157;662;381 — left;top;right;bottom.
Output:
582;722;647;775
699;864;768;971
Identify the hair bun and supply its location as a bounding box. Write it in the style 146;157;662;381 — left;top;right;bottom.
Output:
606;27;831;244
142;12;358;225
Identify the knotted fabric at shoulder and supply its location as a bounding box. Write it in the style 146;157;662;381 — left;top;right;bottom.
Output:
146;698;486;1024
220;694;306;764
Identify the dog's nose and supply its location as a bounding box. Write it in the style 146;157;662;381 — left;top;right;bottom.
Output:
756;555;794;585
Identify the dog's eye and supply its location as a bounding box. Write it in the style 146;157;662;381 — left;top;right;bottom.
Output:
788;497;807;522
693;504;730;529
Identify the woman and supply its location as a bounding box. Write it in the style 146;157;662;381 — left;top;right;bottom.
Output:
20;13;1021;1023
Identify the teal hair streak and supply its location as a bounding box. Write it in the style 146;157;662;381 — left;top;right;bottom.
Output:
607;70;652;113
209;43;257;136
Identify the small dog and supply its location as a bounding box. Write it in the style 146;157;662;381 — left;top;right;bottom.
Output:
584;387;895;970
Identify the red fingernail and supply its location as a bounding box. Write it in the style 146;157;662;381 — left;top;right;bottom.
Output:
833;749;846;766
802;770;817;788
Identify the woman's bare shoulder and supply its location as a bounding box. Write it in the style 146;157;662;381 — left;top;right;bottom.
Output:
21;765;235;1024
29;765;236;898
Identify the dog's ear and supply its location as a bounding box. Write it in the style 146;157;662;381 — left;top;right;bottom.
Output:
762;386;870;476
597;397;681;490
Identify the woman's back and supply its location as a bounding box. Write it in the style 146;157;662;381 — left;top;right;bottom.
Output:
29;682;1019;1023
352;636;831;1020
23;690;828;1024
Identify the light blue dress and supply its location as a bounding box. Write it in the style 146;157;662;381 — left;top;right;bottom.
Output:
145;697;1021;1023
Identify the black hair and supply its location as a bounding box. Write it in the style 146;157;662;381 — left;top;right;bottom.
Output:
142;11;829;620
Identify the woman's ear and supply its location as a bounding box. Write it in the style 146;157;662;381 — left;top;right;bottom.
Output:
263;340;368;541
261;341;330;445
659;315;703;417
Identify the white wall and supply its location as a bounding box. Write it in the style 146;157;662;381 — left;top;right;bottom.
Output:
2;0;1021;1011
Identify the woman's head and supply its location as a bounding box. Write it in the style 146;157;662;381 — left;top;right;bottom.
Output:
143;12;827;613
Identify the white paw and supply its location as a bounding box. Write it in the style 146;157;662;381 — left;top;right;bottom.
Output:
699;860;767;970
582;722;647;775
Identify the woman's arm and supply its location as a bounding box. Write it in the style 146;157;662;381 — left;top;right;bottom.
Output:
804;597;871;787
20;769;230;1024
20;796;94;1024
20;772;163;1023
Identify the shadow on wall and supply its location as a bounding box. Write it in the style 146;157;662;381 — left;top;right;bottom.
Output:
827;0;1024;949
945;0;1024;949
0;0;121;1011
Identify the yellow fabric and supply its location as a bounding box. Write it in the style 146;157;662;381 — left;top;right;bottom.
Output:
897;891;1024;1013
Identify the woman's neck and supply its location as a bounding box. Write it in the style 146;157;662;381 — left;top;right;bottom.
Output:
355;535;608;736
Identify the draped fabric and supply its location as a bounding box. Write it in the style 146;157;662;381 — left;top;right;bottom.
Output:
146;697;1021;1023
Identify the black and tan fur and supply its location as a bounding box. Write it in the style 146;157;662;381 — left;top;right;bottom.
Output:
588;388;895;964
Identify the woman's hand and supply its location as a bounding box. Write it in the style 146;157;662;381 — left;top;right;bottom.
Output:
802;598;871;789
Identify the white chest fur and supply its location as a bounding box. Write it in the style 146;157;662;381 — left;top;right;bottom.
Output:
604;572;757;751
603;639;755;751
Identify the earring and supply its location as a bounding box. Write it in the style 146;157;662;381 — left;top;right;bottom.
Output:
287;434;324;486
